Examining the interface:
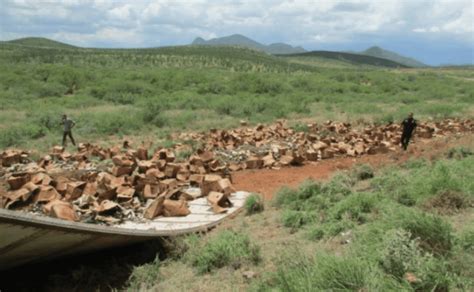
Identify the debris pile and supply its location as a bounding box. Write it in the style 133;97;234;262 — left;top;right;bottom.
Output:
177;118;473;170
0;118;472;224
0;146;236;224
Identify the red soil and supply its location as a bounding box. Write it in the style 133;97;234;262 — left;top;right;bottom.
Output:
232;135;473;200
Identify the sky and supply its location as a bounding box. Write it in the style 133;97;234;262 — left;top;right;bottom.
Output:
0;0;472;65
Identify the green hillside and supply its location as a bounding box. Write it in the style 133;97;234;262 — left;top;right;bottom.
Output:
5;37;78;49
0;39;314;73
280;50;409;68
361;46;427;67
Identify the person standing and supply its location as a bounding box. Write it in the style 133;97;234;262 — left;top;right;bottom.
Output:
400;113;417;150
61;114;76;147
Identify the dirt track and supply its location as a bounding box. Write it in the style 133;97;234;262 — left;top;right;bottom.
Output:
232;134;474;199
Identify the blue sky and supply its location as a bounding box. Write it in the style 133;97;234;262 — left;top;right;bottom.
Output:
0;0;472;65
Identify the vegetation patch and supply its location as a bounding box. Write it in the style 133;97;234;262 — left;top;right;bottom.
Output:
244;193;265;215
185;231;261;274
423;190;472;215
261;155;473;291
127;257;161;291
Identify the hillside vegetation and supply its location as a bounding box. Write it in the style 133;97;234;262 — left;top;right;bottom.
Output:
0;38;472;151
280;50;409;68
2;37;78;49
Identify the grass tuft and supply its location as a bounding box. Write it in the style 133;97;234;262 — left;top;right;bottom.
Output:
244;193;264;215
185;230;261;274
127;257;161;291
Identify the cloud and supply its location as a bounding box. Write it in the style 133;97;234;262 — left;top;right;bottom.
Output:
0;0;472;64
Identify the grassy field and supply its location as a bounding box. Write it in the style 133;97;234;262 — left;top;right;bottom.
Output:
0;39;473;152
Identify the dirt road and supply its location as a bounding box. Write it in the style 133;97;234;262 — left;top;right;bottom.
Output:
232;134;473;199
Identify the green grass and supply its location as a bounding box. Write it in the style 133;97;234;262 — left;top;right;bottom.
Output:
244;193;265;215
256;251;376;291
0;41;473;150
261;151;474;291
185;231;261;274
127;257;161;291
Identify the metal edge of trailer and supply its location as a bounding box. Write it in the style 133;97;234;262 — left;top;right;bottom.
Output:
0;192;249;270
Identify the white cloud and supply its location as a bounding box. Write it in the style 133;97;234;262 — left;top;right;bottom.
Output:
0;0;472;48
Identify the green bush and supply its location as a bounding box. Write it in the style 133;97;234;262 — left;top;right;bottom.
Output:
265;251;374;291
393;209;453;256
329;193;378;223
381;229;433;279
78;110;143;136
323;218;356;237
244;193;264;215
0;124;46;148
141;101;168;127
351;164;374;180
446;147;473;159
373;157;474;206
273;186;298;208
281;210;316;229
306;226;325;240
321;173;354;198
127;257;161;290
380;229;450;291
186;231;261;274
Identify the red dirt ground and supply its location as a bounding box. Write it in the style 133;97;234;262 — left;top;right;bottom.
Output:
232;134;473;200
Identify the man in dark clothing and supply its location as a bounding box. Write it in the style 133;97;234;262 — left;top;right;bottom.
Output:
401;113;417;150
61;114;76;147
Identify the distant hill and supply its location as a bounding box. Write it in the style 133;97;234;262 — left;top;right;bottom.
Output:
1;38;316;73
280;51;409;68
191;34;306;55
360;46;426;67
4;37;78;49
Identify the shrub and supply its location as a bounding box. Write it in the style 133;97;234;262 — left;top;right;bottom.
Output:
273;186;297;208
446;147;473;159
323;218;356;237
244;193;264;215
141;101;168;127
393;209;453;256
186;231;261;274
78;110;143;135
380;229;450;291
321;173;354;198
281;210;315;229
267;251;372;291
350;163;375;180
423;190;471;215
381;229;433;279
307;226;325;240
0;124;46;148
329;193;378;223
127;257;161;290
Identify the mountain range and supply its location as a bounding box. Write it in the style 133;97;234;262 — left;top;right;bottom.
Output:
192;34;426;67
192;34;306;55
3;35;427;68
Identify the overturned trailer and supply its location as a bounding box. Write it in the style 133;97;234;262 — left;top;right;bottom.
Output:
0;191;248;271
